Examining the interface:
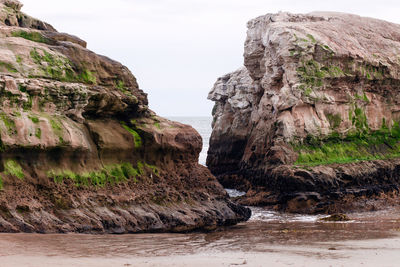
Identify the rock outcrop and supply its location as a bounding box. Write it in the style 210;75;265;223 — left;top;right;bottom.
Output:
0;0;250;233
208;11;400;213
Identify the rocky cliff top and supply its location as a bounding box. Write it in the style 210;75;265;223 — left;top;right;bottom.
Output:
245;11;400;68
0;0;53;30
0;0;149;149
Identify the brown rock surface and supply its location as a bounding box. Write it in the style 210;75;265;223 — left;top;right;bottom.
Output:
0;0;250;233
208;11;400;213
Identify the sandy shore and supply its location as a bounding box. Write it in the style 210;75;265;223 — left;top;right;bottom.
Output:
2;235;400;267
3;207;400;266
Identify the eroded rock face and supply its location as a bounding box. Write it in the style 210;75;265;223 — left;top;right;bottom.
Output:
0;0;250;233
208;12;400;213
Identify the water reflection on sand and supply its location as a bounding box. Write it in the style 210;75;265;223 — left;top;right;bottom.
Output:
1;207;400;258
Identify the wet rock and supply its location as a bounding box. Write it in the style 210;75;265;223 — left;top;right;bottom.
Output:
319;214;350;222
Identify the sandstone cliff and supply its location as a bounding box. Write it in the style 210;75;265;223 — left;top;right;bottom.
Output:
208;11;400;213
0;0;250;233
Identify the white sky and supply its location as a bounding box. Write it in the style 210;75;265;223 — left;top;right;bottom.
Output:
21;0;400;116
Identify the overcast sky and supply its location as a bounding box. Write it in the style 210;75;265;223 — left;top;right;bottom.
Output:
22;0;400;116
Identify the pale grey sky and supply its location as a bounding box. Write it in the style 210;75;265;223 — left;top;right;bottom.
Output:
22;0;400;116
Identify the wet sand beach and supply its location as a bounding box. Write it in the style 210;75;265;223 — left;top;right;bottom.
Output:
2;207;400;266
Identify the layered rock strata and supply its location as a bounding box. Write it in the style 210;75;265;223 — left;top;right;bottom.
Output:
0;0;250;233
208;11;400;213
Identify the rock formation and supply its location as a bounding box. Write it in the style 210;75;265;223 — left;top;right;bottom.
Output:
208;11;400;213
0;0;250;233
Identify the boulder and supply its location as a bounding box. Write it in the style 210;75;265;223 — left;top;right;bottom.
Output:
0;1;250;233
208;12;400;213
